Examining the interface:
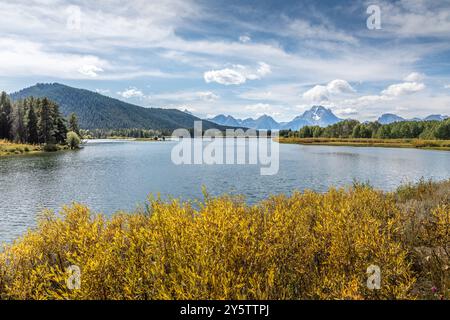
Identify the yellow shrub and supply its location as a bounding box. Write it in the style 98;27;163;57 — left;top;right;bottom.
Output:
0;187;419;300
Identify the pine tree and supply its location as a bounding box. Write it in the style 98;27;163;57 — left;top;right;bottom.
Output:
0;91;13;140
27;105;39;144
68;113;80;136
38;98;54;144
52;103;68;144
12;101;27;143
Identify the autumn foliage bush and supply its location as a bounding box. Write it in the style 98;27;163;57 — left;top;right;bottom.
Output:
0;184;448;300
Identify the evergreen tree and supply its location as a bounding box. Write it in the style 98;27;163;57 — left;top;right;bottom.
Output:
27;105;39;144
68;113;80;136
0;91;13;140
38;98;54;144
12;101;27;143
51;103;68;144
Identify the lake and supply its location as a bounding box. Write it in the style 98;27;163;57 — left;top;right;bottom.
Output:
1;139;450;244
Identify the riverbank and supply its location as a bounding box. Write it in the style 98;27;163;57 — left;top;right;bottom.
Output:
0;140;70;157
0;140;42;157
1;179;448;300
278;137;450;151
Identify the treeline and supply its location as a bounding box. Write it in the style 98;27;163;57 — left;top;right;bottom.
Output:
0;91;80;146
280;119;450;140
81;128;165;139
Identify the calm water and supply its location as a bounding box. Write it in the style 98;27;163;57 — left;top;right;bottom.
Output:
1;139;450;244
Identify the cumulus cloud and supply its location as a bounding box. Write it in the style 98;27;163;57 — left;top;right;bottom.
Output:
341;79;426;110
326;79;355;94
204;62;271;85
117;87;145;99
303;79;355;102
381;81;425;97
403;72;425;82
302;85;329;102
204;68;247;85
78;65;104;77
445;84;450;89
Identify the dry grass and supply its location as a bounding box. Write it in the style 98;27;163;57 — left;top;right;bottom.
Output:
0;140;41;157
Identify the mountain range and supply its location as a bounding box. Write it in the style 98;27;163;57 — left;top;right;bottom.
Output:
377;113;449;125
10;83;224;131
208;107;449;130
207;106;343;130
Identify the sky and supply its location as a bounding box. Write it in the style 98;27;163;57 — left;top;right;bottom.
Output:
1;0;450;122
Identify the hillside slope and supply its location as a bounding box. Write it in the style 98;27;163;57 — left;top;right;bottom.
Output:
11;83;222;131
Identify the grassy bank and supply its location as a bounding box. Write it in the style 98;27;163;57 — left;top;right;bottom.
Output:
278;137;450;151
0;180;448;300
0;140;70;157
0;140;42;157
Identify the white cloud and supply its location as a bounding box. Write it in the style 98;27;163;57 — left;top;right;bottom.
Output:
381;82;425;97
403;72;425;82
445;84;450;89
303;79;355;102
340;82;424;109
117;87;145;99
204;62;271;85
302;85;329;102
204;68;247;85
78;65;104;77
256;62;271;78
287;19;357;44
239;35;251;43
0;38;109;79
378;0;450;38
326;79;355;94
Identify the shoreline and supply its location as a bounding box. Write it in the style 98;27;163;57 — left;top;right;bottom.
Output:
0;141;72;158
278;137;450;151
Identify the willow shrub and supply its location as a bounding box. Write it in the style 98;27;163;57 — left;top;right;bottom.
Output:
0;187;428;300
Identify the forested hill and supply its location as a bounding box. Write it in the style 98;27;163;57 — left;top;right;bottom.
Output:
10;83;222;131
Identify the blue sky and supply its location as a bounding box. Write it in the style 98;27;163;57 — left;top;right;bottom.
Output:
1;0;450;121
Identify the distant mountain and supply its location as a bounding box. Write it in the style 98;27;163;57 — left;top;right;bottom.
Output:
377;114;406;124
282;106;342;130
242;115;280;130
423;114;449;121
207;106;342;130
378;113;449;124
208;115;242;127
10;83;223;131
